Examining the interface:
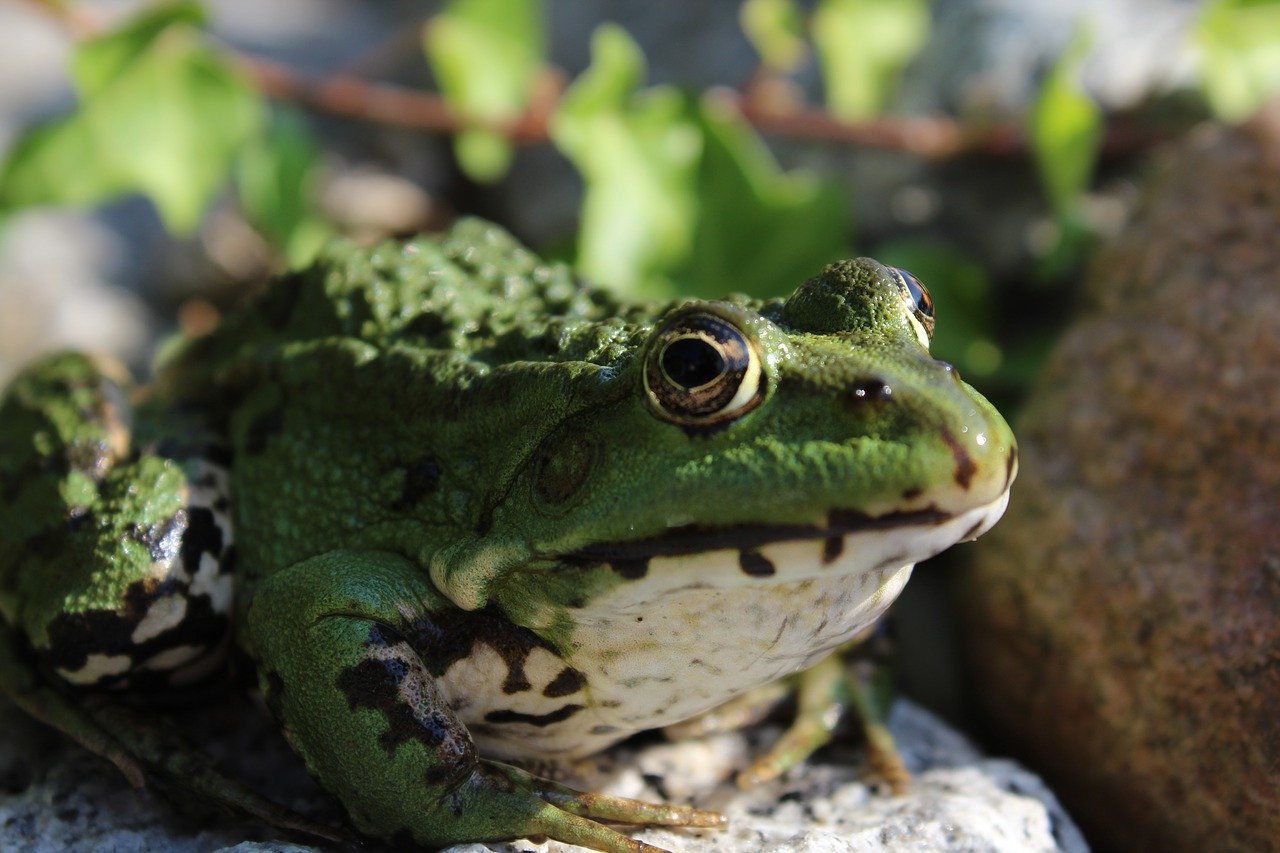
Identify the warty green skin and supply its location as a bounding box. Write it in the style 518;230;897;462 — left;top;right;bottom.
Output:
0;219;1015;850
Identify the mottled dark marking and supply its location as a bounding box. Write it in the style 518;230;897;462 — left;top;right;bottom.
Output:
179;507;224;572
392;457;442;511
1005;445;1018;491
564;506;949;562
590;724;619;735
336;655;461;757
403;607;558;697
484;704;583;727
962;519;984;541
940;429;977;490
821;536;844;565
611;558;649;580
243;407;285;455
902;487;922;500
739;550;776;577
42;577;230;690
543;667;586;698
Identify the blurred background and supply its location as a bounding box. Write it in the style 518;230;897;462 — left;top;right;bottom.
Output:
0;0;1277;846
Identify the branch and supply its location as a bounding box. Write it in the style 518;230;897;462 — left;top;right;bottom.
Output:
14;0;1167;160
241;55;1163;160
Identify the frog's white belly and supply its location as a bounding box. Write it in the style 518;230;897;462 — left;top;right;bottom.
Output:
442;492;1008;760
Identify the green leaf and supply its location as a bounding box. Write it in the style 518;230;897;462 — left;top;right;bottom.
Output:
1196;0;1280;121
1029;27;1102;216
72;0;206;95
551;25;701;295
0;7;262;234
425;0;545;182
674;98;848;298
552;25;848;298
812;0;930;120
235;111;332;267
741;0;807;72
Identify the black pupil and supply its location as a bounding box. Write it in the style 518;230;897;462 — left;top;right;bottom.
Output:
897;269;933;316
662;337;725;389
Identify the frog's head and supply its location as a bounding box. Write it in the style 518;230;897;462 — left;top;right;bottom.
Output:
431;258;1016;620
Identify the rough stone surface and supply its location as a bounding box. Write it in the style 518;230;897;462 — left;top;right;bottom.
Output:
961;109;1280;852
0;691;1084;852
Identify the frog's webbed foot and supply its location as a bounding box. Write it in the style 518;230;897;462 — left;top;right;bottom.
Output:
672;640;911;794
470;762;724;853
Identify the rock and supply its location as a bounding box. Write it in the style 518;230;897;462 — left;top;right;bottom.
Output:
960;108;1280;851
0;211;154;386
0;691;1083;852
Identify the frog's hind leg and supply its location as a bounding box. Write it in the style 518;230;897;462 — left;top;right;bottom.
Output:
1;353;236;692
0;353;350;842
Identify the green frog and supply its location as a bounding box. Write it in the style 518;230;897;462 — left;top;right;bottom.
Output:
0;219;1015;852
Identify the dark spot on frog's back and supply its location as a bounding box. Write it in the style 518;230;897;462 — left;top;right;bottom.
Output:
392;457;442;511
402;310;446;340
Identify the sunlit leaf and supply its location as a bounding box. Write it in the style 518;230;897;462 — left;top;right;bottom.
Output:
551;25;701;295
1030;27;1102;216
1197;0;1280;121
425;0;545;182
72;1;206;95
0;6;262;234
553;25;848;298
812;0;930;120
675;98;848;298
741;0;807;72
236;111;332;267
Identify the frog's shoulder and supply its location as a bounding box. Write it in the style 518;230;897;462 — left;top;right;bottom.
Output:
156;219;653;402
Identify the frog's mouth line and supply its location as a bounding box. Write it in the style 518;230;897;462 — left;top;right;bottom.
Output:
560;504;954;565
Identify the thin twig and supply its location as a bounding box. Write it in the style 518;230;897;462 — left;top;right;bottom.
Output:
11;0;1169;160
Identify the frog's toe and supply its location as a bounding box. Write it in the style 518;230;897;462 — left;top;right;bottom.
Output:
477;762;724;853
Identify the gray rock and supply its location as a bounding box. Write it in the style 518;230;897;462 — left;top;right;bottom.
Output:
0;690;1084;852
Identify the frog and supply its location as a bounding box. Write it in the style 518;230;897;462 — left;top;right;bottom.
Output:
0;219;1016;852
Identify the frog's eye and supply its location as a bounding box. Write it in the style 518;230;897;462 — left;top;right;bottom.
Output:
644;312;764;428
890;267;935;346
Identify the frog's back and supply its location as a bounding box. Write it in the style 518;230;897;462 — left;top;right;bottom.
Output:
160;220;653;404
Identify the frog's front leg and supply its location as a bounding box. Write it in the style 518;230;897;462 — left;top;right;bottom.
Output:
247;550;724;853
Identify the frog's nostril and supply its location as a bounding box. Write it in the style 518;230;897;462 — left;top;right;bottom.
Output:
937;361;963;383
849;379;892;403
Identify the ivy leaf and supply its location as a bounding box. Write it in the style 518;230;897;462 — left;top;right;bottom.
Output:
812;0;930;120
235;111;332;267
551;25;701;295
425;0;545;183
740;0;807;73
0;3;262;234
553;25;847;298
72;1;206;95
1196;0;1280;122
674;98;848;299
1030;27;1102;217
